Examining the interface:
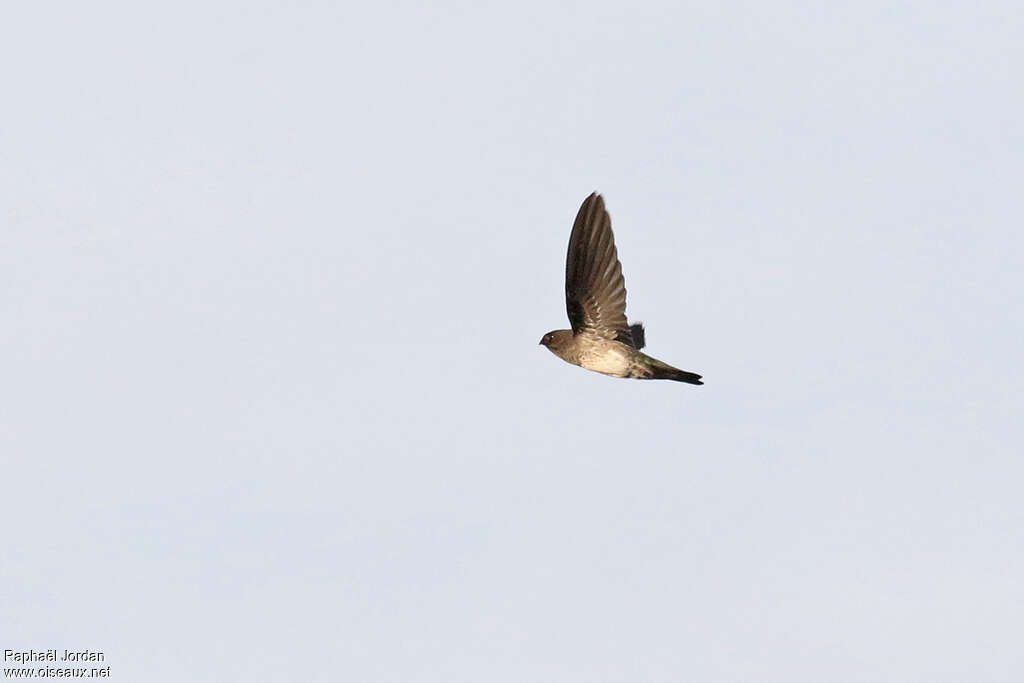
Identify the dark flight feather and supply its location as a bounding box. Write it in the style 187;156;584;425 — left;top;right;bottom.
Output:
629;323;646;350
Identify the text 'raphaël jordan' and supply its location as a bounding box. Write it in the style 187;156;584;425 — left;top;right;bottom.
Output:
3;649;106;663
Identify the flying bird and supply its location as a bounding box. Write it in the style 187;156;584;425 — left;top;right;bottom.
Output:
539;193;703;385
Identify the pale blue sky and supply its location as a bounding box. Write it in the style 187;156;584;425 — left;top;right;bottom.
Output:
3;1;1023;681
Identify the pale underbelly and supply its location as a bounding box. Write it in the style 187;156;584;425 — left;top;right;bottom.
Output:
578;346;633;377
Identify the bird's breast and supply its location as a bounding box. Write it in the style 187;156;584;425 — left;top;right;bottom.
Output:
576;338;634;378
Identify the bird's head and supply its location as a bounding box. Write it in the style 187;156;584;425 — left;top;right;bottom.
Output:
539;329;573;352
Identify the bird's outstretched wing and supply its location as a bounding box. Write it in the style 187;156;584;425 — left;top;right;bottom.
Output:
565;193;639;348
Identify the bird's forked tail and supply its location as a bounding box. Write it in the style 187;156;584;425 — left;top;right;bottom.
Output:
644;357;703;385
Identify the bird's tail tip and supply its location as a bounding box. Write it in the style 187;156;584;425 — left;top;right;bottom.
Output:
664;368;703;385
677;372;704;385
